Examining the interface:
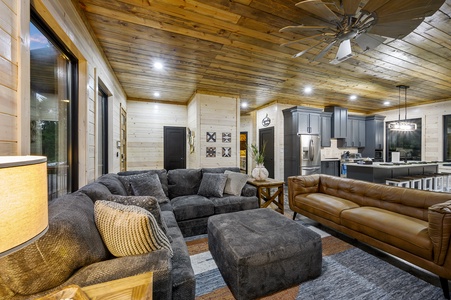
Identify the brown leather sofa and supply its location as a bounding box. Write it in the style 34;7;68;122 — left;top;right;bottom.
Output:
288;174;451;299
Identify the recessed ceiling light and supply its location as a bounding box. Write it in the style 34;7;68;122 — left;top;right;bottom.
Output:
154;61;164;70
349;95;357;101
304;86;313;94
241;102;248;108
383;101;390;106
154;92;160;97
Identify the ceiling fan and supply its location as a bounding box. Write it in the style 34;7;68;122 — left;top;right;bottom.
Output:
280;0;445;64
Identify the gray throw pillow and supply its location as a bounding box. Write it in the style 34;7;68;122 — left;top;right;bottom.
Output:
119;172;168;204
224;170;249;196
197;173;228;198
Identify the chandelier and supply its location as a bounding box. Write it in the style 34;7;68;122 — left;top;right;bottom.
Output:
388;85;417;132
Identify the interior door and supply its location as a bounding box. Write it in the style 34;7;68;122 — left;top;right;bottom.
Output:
259;127;274;178
164;126;186;170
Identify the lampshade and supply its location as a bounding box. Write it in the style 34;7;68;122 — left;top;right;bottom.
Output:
0;156;48;257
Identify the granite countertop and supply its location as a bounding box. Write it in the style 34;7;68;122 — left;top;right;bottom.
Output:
346;162;439;169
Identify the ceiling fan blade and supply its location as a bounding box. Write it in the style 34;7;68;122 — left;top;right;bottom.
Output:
312;40;337;61
368;19;424;39
361;0;390;13
295;0;341;24
281;33;334;47
372;0;445;23
292;40;326;58
342;0;361;15
279;25;333;33
354;33;386;52
330;39;353;64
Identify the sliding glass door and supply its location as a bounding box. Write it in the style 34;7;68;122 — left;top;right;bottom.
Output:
30;11;78;200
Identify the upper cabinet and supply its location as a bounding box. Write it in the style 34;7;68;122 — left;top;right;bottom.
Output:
346;115;366;148
284;106;322;135
324;106;348;138
320;112;332;147
361;115;386;157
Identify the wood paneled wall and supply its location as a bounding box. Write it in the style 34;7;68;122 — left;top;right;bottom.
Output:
0;0;127;186
0;0;18;155
126;101;187;170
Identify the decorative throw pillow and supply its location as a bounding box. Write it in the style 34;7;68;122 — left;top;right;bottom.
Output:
119;172;169;204
106;195;170;237
224;170;249;196
94;201;173;257
197;173;228;198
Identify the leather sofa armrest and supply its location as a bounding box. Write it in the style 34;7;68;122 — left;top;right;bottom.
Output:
428;200;451;265
288;175;320;208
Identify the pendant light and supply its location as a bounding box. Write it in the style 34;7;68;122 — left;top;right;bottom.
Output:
388;85;417;131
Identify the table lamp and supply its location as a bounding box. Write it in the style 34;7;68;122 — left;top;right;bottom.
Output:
0;156;48;257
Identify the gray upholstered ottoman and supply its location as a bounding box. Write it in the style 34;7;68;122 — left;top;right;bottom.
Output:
208;208;322;300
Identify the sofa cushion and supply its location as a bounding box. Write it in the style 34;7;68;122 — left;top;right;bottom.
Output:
78;182;112;202
118;169;169;197
0;192;108;295
96;173;128;195
106;195;169;237
118;172;169;204
211;195;259;214
94;201;173;257
202;167;240;174
168;169;202;198
294;193;360;224
341;207;433;260
197;173;228;198
224;170;249;196
170;195;214;221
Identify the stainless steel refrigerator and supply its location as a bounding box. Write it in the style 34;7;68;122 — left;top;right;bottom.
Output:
299;134;321;175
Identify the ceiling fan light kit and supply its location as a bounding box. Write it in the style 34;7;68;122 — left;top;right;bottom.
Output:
280;0;446;65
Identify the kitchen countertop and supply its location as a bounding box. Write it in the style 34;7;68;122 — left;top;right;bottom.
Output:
321;158;340;161
346;162;439;169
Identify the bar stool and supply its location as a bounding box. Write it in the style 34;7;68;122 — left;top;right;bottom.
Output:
385;178;410;188
398;176;422;189
431;173;444;192
438;172;451;192
411;174;434;191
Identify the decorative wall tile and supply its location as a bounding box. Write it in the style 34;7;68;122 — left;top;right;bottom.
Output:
222;132;231;143
206;147;216;157
206;132;216;142
222;147;231;157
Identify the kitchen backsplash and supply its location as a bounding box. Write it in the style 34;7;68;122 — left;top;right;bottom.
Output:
321;139;358;159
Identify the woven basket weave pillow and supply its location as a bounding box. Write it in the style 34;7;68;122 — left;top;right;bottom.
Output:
94;201;173;257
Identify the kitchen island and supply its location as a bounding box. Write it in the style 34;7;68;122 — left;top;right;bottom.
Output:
346;162;439;184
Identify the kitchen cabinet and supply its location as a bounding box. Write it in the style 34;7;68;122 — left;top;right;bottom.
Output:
342;115;365;147
361;115;386;159
320;112;332;147
324;106;348;138
297;111;321;134
321;160;340;176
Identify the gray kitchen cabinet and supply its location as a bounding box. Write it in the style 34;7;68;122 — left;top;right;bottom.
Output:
321;160;340;176
297;111;321;134
321;112;332;147
324;106;348;138
361;115;386;159
342;115;365;147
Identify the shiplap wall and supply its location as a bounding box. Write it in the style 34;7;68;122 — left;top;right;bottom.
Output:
126;101;187;170
379;100;451;162
195;93;240;168
0;0;128;186
0;0;18;155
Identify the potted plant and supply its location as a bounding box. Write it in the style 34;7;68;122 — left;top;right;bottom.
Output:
250;143;269;181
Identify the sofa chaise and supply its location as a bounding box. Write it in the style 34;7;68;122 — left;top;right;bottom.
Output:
288;174;451;299
0;167;258;299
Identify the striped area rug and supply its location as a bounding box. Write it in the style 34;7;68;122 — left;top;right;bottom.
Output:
186;220;444;300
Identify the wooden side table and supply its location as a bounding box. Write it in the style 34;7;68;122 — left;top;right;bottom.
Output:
247;178;285;214
38;272;153;300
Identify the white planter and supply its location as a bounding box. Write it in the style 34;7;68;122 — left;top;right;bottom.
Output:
252;164;269;181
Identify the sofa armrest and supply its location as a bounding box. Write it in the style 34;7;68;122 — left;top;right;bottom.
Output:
288;175;320;209
241;183;257;197
428;200;451;265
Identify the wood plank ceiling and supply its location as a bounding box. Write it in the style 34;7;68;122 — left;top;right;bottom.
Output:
72;0;451;114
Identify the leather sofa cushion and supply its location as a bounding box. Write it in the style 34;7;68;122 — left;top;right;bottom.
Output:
341;207;432;260
294;193;360;224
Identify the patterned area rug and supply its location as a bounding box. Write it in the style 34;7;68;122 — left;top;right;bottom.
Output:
186;219;445;300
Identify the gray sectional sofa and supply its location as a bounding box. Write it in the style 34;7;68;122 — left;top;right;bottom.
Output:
0;167;258;300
